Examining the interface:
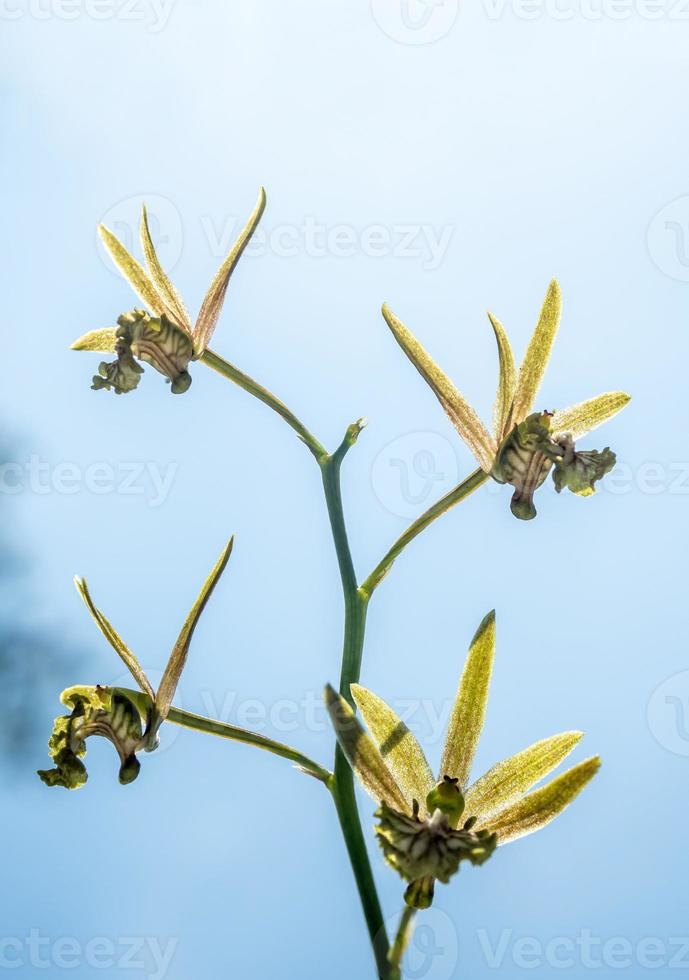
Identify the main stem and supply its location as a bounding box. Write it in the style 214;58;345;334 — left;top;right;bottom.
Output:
200;351;487;977
321;449;391;979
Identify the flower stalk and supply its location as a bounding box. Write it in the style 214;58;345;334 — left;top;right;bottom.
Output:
51;193;632;980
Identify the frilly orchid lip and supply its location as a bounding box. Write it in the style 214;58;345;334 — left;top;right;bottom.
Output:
326;611;600;907
71;189;266;393
37;686;154;789
492;410;617;520
381;281;630;519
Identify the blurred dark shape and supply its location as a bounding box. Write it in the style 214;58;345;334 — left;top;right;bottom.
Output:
0;440;75;757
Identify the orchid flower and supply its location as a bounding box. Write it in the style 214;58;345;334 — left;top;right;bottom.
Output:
71;190;266;394
382;282;630;518
326;611;600;908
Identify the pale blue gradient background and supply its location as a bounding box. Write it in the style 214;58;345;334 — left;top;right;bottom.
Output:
2;2;688;977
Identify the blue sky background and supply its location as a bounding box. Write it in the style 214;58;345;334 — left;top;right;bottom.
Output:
2;2;689;977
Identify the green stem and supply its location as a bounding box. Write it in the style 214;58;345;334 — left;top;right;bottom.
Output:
321;446;391;980
164;704;333;783
388;906;417;979
198;353;487;978
361;468;489;598
200;349;327;460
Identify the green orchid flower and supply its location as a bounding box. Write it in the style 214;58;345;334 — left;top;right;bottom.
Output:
382;281;630;519
326;611;600;909
38;539;234;788
72;189;266;394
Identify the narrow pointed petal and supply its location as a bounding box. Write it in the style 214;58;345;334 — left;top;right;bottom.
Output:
70;328;118;353
74;577;155;700
351;684;435;810
550;391;631;441
193;188;266;356
487;312;516;441
140;205;193;333
325;685;408;811
511;280;562;424
439;611;495;787
156;538;234;721
481;756;601;845
381;304;496;472
98;224;171;320
464;731;583;823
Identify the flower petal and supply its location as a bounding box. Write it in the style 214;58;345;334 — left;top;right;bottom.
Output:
193;187;266;356
351;684;435;810
511;280;561;424
464;731;583;823
439;611;495;788
140;205;193;333
550;392;631;441
70;328;118;353
74;577;155;700
156;538;234;722
381;304;496;472
487;311;516;442
98;224;170;319
324;685;408;811
481;756;601;845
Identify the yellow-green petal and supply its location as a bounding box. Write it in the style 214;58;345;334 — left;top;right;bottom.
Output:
140;205;193;334
156;537;234;721
324;685;408;811
351;684;435;811
381;304;496;472
439;611;495;787
70;328;118;353
464;731;583;823
487;311;516;442
73;577;155;700
550;391;631;441
193;187;266;356
482;756;601;845
98;224;169;319
511;279;562;425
